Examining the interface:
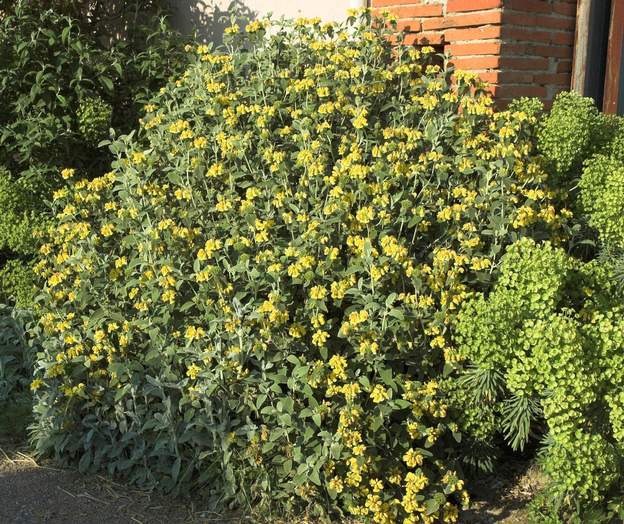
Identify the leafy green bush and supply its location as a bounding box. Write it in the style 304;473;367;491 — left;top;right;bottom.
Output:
536;91;608;188
77;96;113;146
0;1;188;306
606;118;624;163
534;93;624;263
32;12;570;522
0;166;49;306
455;238;624;514
0;305;36;437
579;155;624;250
0;306;32;403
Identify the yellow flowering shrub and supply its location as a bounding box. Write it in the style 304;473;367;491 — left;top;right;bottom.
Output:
32;11;569;522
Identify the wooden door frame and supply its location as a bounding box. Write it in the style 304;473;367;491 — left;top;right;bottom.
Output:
572;0;613;109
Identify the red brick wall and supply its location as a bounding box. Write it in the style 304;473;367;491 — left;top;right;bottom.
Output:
372;0;578;107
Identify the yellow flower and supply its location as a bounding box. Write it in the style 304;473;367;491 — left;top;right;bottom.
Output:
289;324;306;338
30;378;44;391
207;163;224;178
310;285;327;300
224;23;240;34
180;129;194;140
328;476;344;493
101;223;115;237
355;206;375;225
245;20;263;33
470;257;492;271
370;478;383;493
162;289;176;304
193;136;208;149
370;384;391;403
341;382;361;401
168;120;190;134
312;329;329;347
132;151;146;164
310;313;325;328
61;168;75;180
328;354;347;380
352;107;368;129
430;335;445;349
185;325;206;341
199;239;222;260
186;363;201;379
317;86;330;98
215;196;233;212
175;187;192;201
403;448;424;468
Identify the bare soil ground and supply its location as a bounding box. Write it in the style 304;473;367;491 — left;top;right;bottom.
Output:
463;459;546;524
0;435;539;524
0;437;231;524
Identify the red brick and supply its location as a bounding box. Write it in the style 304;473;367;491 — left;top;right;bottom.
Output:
496;85;548;98
420;17;444;30
445;25;502;41
500;56;549;70
496;98;515;109
403;32;445;45
526;44;573;59
396;4;444;17
503;26;552;43
533;72;572;85
447;0;502;12
446;41;501;56
503;26;574;46
503;12;576;31
551;31;574;45
507;0;552;13
372;0;576;108
552;2;577;16
371;0;419;6
420;17;447;30
477;71;535;84
502;42;528;55
422;10;502;30
449;55;501;70
470;71;499;84
397;20;422;32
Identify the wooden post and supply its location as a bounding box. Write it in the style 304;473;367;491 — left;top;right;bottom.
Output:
603;0;624;114
571;0;592;94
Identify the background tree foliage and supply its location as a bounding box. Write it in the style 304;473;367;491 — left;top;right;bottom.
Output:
0;0;188;306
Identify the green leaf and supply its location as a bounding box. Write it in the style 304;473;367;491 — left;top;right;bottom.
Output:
99;76;114;92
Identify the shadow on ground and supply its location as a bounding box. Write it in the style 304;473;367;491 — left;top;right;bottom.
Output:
461;458;546;524
0;443;225;524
